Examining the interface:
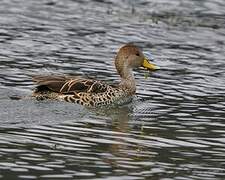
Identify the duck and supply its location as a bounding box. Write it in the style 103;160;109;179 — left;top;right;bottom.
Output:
32;43;160;107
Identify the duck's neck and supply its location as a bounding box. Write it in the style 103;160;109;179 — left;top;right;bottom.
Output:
119;67;136;94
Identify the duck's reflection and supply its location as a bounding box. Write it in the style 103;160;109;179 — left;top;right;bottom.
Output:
95;104;145;168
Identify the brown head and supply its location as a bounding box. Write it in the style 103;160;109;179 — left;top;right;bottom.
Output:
114;44;159;78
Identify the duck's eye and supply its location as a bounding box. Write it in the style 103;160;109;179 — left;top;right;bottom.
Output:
136;53;140;56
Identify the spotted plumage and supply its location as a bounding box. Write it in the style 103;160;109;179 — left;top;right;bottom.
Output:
32;44;160;107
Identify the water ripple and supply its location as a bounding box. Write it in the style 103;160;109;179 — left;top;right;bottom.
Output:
0;0;225;179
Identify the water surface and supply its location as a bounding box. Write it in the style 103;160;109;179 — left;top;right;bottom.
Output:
0;0;225;179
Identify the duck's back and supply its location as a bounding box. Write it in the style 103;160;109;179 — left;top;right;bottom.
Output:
32;75;130;107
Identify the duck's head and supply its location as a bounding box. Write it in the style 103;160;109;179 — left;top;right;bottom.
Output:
115;43;160;78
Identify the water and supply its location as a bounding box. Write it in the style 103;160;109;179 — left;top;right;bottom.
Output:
0;0;225;179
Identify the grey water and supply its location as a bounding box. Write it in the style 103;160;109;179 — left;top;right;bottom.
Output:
0;0;225;179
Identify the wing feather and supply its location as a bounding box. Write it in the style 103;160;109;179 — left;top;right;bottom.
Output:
33;75;108;94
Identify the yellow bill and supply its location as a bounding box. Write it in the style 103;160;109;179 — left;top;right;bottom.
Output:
142;57;160;71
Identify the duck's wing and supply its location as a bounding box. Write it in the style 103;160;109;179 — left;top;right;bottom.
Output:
32;75;108;94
